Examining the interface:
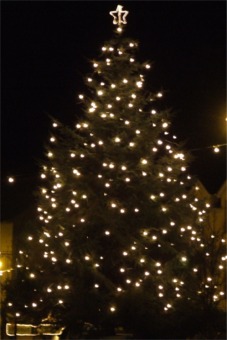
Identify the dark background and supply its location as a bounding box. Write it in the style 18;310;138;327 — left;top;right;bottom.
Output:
1;0;226;220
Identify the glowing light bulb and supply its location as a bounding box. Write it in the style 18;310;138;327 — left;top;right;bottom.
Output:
8;177;15;183
141;159;148;165
214;146;220;153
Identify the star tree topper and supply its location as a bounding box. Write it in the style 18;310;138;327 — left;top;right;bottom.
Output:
110;5;129;26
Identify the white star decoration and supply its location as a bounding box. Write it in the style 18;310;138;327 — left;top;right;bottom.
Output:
110;5;129;26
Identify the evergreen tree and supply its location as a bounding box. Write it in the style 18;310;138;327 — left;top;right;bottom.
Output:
5;5;226;339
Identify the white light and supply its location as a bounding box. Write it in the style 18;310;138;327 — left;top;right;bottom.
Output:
145;64;150;69
141;159;148;165
136;81;143;88
98;90;103;96
157;92;163;97
110;306;116;312
78;94;84;99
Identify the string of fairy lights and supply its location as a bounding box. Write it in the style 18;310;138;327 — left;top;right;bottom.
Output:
4;4;226;322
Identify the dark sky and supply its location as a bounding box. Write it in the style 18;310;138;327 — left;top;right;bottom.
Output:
1;1;226;220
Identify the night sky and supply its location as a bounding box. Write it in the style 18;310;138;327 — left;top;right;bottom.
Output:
2;1;226;220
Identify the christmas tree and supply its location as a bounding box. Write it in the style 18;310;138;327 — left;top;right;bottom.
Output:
5;4;226;339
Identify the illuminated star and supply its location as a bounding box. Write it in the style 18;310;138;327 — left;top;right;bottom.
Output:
109;5;129;26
